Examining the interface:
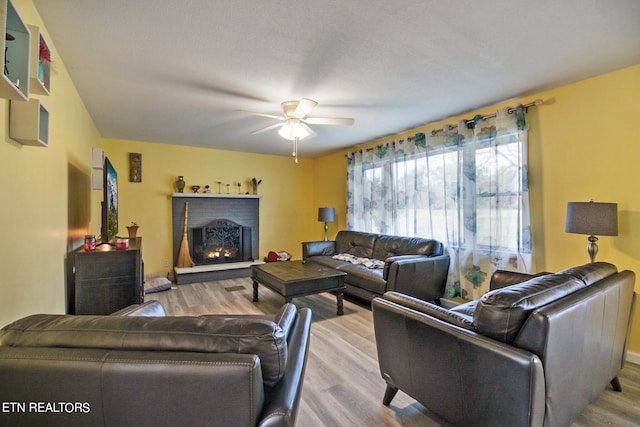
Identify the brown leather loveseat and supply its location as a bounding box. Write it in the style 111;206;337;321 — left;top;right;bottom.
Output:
0;301;311;427
302;230;450;303
373;262;636;426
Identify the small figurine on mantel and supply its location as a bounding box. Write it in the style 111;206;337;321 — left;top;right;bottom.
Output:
251;178;262;195
203;185;211;193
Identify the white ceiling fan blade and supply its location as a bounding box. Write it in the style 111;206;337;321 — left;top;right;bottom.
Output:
251;122;284;135
305;117;355;126
293;98;318;119
236;110;284;121
301;123;317;138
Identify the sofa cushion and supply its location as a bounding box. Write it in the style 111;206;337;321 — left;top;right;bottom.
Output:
337;263;387;294
305;256;351;270
272;303;298;339
450;300;479;317
335;230;377;258
0;314;287;387
473;274;585;343
557;262;617;286
372;235;443;260
489;270;540;290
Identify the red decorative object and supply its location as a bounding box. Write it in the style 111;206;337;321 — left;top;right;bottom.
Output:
39;39;50;62
84;235;96;251
116;238;129;250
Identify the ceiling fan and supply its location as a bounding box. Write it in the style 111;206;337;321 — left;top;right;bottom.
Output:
239;98;354;162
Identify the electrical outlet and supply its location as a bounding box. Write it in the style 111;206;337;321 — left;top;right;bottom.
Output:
163;259;169;267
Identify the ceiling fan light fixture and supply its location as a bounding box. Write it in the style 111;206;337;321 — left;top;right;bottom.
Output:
277;118;310;141
240;98;353;162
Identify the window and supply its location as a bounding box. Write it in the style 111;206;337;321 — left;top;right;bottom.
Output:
347;106;531;299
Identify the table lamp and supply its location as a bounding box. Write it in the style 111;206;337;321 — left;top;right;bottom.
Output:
318;207;335;241
565;200;618;263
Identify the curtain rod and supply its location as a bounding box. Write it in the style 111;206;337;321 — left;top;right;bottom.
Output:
461;99;542;127
346;99;543;155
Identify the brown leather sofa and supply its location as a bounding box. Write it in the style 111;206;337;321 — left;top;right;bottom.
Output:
0;301;311;427
373;262;636;427
302;230;450;303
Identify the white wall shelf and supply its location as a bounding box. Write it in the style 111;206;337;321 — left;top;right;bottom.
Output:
10;98;49;146
28;25;50;95
0;0;29;101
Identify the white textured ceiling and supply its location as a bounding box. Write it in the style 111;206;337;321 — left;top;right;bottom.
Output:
33;0;640;158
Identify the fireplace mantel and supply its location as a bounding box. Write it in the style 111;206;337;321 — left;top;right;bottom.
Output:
172;193;262;199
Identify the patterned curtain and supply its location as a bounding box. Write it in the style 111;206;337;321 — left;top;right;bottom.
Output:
347;106;532;300
346;135;428;235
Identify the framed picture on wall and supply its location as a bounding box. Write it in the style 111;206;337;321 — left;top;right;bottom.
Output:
129;152;142;182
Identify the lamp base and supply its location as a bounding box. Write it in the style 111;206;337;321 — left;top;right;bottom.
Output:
587;235;599;263
324;222;329;241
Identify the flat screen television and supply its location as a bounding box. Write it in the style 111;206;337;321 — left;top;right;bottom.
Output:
100;157;118;244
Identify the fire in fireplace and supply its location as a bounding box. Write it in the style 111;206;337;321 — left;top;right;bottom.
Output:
191;219;252;265
205;246;237;261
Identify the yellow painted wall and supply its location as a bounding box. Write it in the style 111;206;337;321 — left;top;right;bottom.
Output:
313;150;348;240
101;139;316;276
314;65;640;354
0;0;102;327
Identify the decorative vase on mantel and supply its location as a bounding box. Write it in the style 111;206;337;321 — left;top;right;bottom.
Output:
176;176;186;193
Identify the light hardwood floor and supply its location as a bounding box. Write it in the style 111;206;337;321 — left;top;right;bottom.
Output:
148;278;640;427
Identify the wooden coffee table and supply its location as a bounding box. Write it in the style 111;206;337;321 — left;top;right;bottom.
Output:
252;260;347;315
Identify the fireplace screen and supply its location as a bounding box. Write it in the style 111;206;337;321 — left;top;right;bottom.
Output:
191;219;251;264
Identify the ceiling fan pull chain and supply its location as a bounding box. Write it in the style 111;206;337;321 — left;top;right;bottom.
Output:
293;137;299;163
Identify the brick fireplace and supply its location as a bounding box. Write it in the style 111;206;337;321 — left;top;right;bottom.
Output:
171;193;262;284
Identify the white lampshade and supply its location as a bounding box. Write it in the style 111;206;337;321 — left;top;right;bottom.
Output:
278;119;310;141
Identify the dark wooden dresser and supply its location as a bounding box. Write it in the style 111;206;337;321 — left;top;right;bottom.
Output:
67;238;143;314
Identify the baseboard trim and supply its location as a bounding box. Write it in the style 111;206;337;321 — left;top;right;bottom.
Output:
626;351;640;365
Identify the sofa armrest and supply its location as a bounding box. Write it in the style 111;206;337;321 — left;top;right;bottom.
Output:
385;255;450;303
383;254;425;278
301;240;336;261
259;307;312;427
110;301;167;317
372;297;545;427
